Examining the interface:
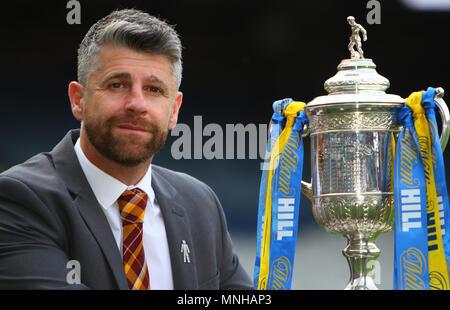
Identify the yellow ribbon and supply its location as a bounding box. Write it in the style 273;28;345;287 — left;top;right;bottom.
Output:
405;91;449;290
257;101;306;290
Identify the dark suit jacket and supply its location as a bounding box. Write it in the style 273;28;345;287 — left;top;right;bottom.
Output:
0;130;252;290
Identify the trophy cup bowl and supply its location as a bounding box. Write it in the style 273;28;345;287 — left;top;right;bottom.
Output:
300;18;450;290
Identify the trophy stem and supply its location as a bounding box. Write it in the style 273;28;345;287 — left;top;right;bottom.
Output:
342;234;380;290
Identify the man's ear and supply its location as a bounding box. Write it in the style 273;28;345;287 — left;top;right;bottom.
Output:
168;91;183;130
68;81;85;121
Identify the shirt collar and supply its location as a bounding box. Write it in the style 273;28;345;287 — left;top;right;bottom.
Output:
74;138;153;210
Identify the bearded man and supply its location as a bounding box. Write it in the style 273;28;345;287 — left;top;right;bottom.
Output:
0;8;252;290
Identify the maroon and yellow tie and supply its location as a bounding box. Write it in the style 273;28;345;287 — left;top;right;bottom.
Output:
117;188;150;290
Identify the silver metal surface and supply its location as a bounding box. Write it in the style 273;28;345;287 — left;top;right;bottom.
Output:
305;102;398;290
300;17;450;290
323;58;393;96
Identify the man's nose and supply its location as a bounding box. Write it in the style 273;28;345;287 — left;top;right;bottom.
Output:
125;86;147;114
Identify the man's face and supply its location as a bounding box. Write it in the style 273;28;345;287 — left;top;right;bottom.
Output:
73;44;182;166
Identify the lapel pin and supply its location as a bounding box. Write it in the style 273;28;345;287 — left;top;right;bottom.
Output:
181;240;191;263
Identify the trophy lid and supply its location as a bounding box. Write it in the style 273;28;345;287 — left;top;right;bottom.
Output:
324;58;389;94
307;16;404;108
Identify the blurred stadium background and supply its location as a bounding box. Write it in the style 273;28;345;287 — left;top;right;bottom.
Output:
0;0;449;289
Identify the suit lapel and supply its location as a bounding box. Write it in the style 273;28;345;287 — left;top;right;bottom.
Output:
152;167;198;289
51;130;128;290
73;186;128;290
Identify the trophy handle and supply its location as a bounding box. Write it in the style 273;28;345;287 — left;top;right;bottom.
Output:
435;87;450;151
301;123;314;200
301;180;313;201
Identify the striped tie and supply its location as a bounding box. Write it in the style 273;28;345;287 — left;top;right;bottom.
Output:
117;188;150;290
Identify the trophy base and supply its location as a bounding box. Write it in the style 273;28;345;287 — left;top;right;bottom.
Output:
342;236;380;290
344;276;378;290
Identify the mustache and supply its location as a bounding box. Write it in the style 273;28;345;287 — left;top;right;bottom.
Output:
108;115;157;132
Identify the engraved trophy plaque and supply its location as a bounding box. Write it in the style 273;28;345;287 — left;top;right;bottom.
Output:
300;17;450;290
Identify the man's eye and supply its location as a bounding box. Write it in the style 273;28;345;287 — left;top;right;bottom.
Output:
111;83;123;89
146;86;163;94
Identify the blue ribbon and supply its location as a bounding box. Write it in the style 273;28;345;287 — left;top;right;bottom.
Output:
393;102;430;290
422;87;450;271
254;98;309;290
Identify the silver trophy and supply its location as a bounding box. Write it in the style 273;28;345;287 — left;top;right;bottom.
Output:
300;16;450;290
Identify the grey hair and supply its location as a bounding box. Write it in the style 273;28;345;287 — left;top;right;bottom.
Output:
77;9;182;89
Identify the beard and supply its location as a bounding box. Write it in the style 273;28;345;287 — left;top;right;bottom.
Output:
83;112;168;167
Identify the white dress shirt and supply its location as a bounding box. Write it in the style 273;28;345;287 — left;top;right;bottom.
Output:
74;138;174;289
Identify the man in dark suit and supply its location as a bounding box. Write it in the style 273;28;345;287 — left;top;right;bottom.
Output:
0;9;252;290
